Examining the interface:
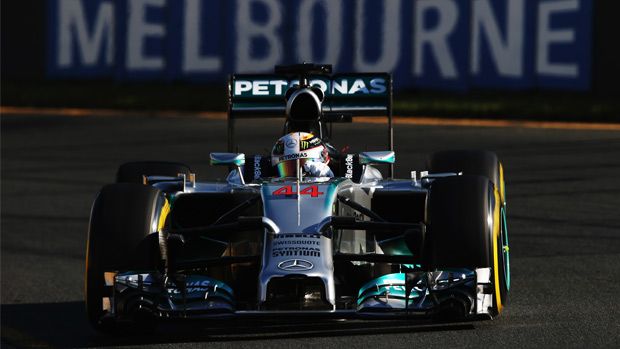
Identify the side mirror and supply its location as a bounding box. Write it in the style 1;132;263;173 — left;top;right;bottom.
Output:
359;151;395;165
210;153;245;167
210;153;246;184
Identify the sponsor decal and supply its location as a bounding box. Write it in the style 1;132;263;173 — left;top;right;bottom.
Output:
272;233;322;257
277;259;314;271
273;239;320;246
253;155;262;180
272;248;321;258
168;280;212;295
279;152;308;162
285;138;298;148
345;154;354;179
233;78;387;96
274;233;321;239
299;137;321;151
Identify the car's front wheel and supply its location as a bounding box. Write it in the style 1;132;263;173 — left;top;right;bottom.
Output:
85;183;166;331
425;174;508;317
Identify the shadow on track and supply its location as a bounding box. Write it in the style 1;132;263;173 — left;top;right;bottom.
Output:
1;301;475;348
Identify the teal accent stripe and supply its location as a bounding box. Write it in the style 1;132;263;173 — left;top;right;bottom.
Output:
502;207;510;291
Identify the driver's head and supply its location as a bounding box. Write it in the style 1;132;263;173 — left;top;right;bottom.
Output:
271;132;329;177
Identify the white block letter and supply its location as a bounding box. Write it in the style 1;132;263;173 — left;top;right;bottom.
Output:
471;0;525;77
126;0;166;70
182;0;221;73
234;80;252;95
354;0;401;72
536;0;579;77
235;0;283;72
414;0;458;79
58;0;114;67
296;0;342;66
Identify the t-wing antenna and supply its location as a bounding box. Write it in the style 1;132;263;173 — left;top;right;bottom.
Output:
274;63;332;86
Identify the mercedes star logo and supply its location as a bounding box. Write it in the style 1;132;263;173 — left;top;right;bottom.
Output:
277;259;314;271
285;138;298;148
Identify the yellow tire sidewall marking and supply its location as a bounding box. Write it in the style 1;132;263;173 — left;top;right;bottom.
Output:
492;188;503;313
499;162;506;205
158;198;171;231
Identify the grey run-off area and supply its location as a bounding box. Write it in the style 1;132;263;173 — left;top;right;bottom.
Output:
1;114;619;348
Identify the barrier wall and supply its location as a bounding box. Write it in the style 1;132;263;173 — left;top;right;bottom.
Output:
3;0;616;94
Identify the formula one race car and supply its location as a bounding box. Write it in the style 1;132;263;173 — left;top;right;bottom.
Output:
85;64;510;331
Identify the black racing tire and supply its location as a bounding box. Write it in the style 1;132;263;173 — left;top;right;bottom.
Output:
428;150;510;314
85;183;167;331
426;175;494;268
428;150;505;204
116;161;192;183
426;175;508;316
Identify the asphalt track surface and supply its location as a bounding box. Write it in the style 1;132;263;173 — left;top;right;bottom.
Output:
2;113;620;348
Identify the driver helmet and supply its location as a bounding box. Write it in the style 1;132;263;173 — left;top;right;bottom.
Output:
271;132;329;177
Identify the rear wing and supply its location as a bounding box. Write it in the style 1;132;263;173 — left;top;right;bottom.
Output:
227;72;393;148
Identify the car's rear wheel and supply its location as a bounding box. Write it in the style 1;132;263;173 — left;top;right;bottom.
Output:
116;161;192;183
426;175;508;317
85;183;167;331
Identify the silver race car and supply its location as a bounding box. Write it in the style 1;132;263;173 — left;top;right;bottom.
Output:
85;64;510;331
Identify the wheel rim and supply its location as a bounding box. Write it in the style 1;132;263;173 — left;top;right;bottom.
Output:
501;206;510;291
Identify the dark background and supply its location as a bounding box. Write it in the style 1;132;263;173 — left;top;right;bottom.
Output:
2;0;619;120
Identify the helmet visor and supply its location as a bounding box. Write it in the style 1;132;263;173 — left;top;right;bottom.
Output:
276;158;314;177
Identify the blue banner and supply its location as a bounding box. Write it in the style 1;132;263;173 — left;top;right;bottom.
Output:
411;0;470;90
46;0;593;91
469;0;536;89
